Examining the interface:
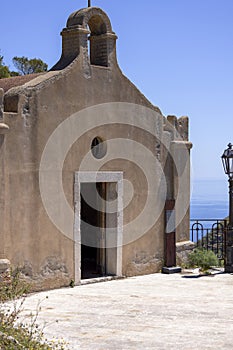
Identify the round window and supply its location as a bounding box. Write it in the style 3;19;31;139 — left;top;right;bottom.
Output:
91;137;107;159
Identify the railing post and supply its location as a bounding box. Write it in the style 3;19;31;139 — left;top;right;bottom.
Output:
225;178;233;272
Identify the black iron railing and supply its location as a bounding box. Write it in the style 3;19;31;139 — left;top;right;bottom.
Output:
190;219;228;260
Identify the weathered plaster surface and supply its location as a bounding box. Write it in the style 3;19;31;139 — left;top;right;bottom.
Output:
0;7;192;290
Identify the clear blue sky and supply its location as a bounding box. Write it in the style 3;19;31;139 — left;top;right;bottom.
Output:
1;0;233;181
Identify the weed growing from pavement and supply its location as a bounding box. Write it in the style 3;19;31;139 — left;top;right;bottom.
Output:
0;269;68;349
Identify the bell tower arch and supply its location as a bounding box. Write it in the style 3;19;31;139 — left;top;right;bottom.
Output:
52;7;118;70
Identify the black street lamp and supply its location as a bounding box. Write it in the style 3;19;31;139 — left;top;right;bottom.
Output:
222;143;233;272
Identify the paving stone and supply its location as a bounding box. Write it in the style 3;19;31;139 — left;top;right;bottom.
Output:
17;273;233;349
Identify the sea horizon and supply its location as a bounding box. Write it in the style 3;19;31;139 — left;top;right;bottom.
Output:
190;178;228;220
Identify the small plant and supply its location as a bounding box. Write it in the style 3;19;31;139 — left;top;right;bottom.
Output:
0;268;30;302
188;248;219;273
69;279;75;288
0;269;68;349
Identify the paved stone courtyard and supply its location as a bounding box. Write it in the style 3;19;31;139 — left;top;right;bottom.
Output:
20;272;233;349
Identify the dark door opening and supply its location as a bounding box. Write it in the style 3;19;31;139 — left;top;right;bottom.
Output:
81;182;106;279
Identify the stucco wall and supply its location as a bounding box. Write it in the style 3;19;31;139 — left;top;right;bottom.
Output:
0;7;192;290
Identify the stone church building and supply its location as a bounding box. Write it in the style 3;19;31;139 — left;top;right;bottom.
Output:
0;6;192;290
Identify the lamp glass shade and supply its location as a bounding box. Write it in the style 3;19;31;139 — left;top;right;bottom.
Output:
222;143;233;178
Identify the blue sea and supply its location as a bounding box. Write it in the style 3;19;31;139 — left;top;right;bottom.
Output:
190;179;228;220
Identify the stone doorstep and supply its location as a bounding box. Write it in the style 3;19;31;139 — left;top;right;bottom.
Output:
80;275;125;286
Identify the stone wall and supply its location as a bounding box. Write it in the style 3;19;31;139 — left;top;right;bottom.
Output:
176;241;195;266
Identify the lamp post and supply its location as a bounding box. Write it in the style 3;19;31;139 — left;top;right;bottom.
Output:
221;143;233;272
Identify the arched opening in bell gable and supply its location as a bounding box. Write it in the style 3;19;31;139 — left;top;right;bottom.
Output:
88;15;109;67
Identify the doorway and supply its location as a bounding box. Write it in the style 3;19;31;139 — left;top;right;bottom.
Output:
81;182;106;279
74;172;123;284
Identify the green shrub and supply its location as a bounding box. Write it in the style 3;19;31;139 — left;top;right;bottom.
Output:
188;248;219;272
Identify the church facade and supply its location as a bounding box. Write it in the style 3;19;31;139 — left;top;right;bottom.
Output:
0;7;192;290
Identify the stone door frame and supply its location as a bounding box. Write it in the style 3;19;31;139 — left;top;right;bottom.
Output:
74;171;123;284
